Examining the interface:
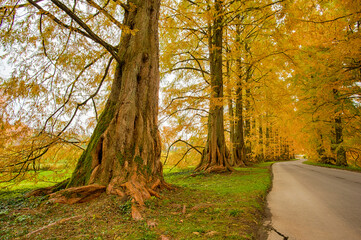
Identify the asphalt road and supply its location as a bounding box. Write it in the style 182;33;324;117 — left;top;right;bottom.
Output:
264;160;361;240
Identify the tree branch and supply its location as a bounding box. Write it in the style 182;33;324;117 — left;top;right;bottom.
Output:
164;67;209;75
27;0;92;40
159;107;209;126
56;56;113;136
41;52;109;134
163;139;203;166
48;0;121;63
85;0;123;29
297;12;361;24
161;95;207;114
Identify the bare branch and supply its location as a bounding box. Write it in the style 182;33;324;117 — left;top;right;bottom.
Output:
48;0;121;63
297;11;361;24
92;97;99;122
41;52;109;133
163;139;203;166
161;95;207;114
85;0;123;29
164;66;209;75
159;107;209;126
56;56;113;136
27;0;92;39
0;0;43;11
112;0;129;11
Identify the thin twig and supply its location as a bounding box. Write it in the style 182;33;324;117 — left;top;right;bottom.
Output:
25;216;83;238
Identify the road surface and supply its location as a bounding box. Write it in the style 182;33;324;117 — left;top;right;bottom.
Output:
263;160;361;240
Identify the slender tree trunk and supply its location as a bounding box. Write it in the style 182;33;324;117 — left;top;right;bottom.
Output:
31;0;169;219
232;19;246;167
244;76;251;162
196;0;232;172
335;116;347;166
265;119;268;161
226;49;235;166
233;60;246;166
257;117;264;161
333;89;347;166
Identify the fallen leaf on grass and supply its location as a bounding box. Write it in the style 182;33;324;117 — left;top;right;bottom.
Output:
205;231;219;237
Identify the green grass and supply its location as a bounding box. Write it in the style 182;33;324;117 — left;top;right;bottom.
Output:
0;163;273;240
0;169;70;191
303;161;361;172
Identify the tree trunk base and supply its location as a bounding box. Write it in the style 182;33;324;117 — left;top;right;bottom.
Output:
195;164;233;173
26;179;172;220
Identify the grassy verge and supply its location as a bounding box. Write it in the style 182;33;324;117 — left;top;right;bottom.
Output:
0;162;273;240
303;161;361;173
0;169;71;191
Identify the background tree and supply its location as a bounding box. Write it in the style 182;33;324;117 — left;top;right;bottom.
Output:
195;0;233;172
280;0;361;166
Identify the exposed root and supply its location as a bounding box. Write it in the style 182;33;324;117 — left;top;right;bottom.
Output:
195;164;234;173
25;178;69;197
48;184;106;204
147;188;161;198
25;186;54;198
131;205;143;221
123;181;149;206
28;177;170;221
151;179;162;190
205;165;234;173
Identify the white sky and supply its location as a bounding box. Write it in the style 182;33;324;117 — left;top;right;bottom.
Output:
0;48;12;79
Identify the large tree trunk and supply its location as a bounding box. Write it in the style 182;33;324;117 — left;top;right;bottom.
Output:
195;0;232;172
33;0;168;219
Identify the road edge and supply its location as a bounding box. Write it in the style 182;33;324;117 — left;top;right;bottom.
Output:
257;162;275;240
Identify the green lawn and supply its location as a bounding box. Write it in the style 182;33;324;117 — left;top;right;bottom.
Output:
0;163;273;239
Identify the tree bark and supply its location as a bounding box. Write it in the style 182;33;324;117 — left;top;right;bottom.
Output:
232;20;246;167
233;58;246;166
333;89;347;166
226;51;235;166
244;73;252;162
257;117;265;162
335;116;347;166
195;0;232;172
35;0;169;214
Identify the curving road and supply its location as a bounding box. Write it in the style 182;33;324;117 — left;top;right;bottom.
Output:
264;160;361;240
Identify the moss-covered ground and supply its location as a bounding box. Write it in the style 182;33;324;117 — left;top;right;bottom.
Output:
0;162;273;240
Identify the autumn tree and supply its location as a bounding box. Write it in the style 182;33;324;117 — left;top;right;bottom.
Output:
160;0;296;167
160;0;233;172
194;0;233;172
282;0;361;166
223;0;293;164
1;0;169;218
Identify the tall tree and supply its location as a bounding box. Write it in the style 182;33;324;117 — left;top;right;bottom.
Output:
232;19;246;166
195;0;232;172
66;0;168;203
283;0;361;165
1;0;168;218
